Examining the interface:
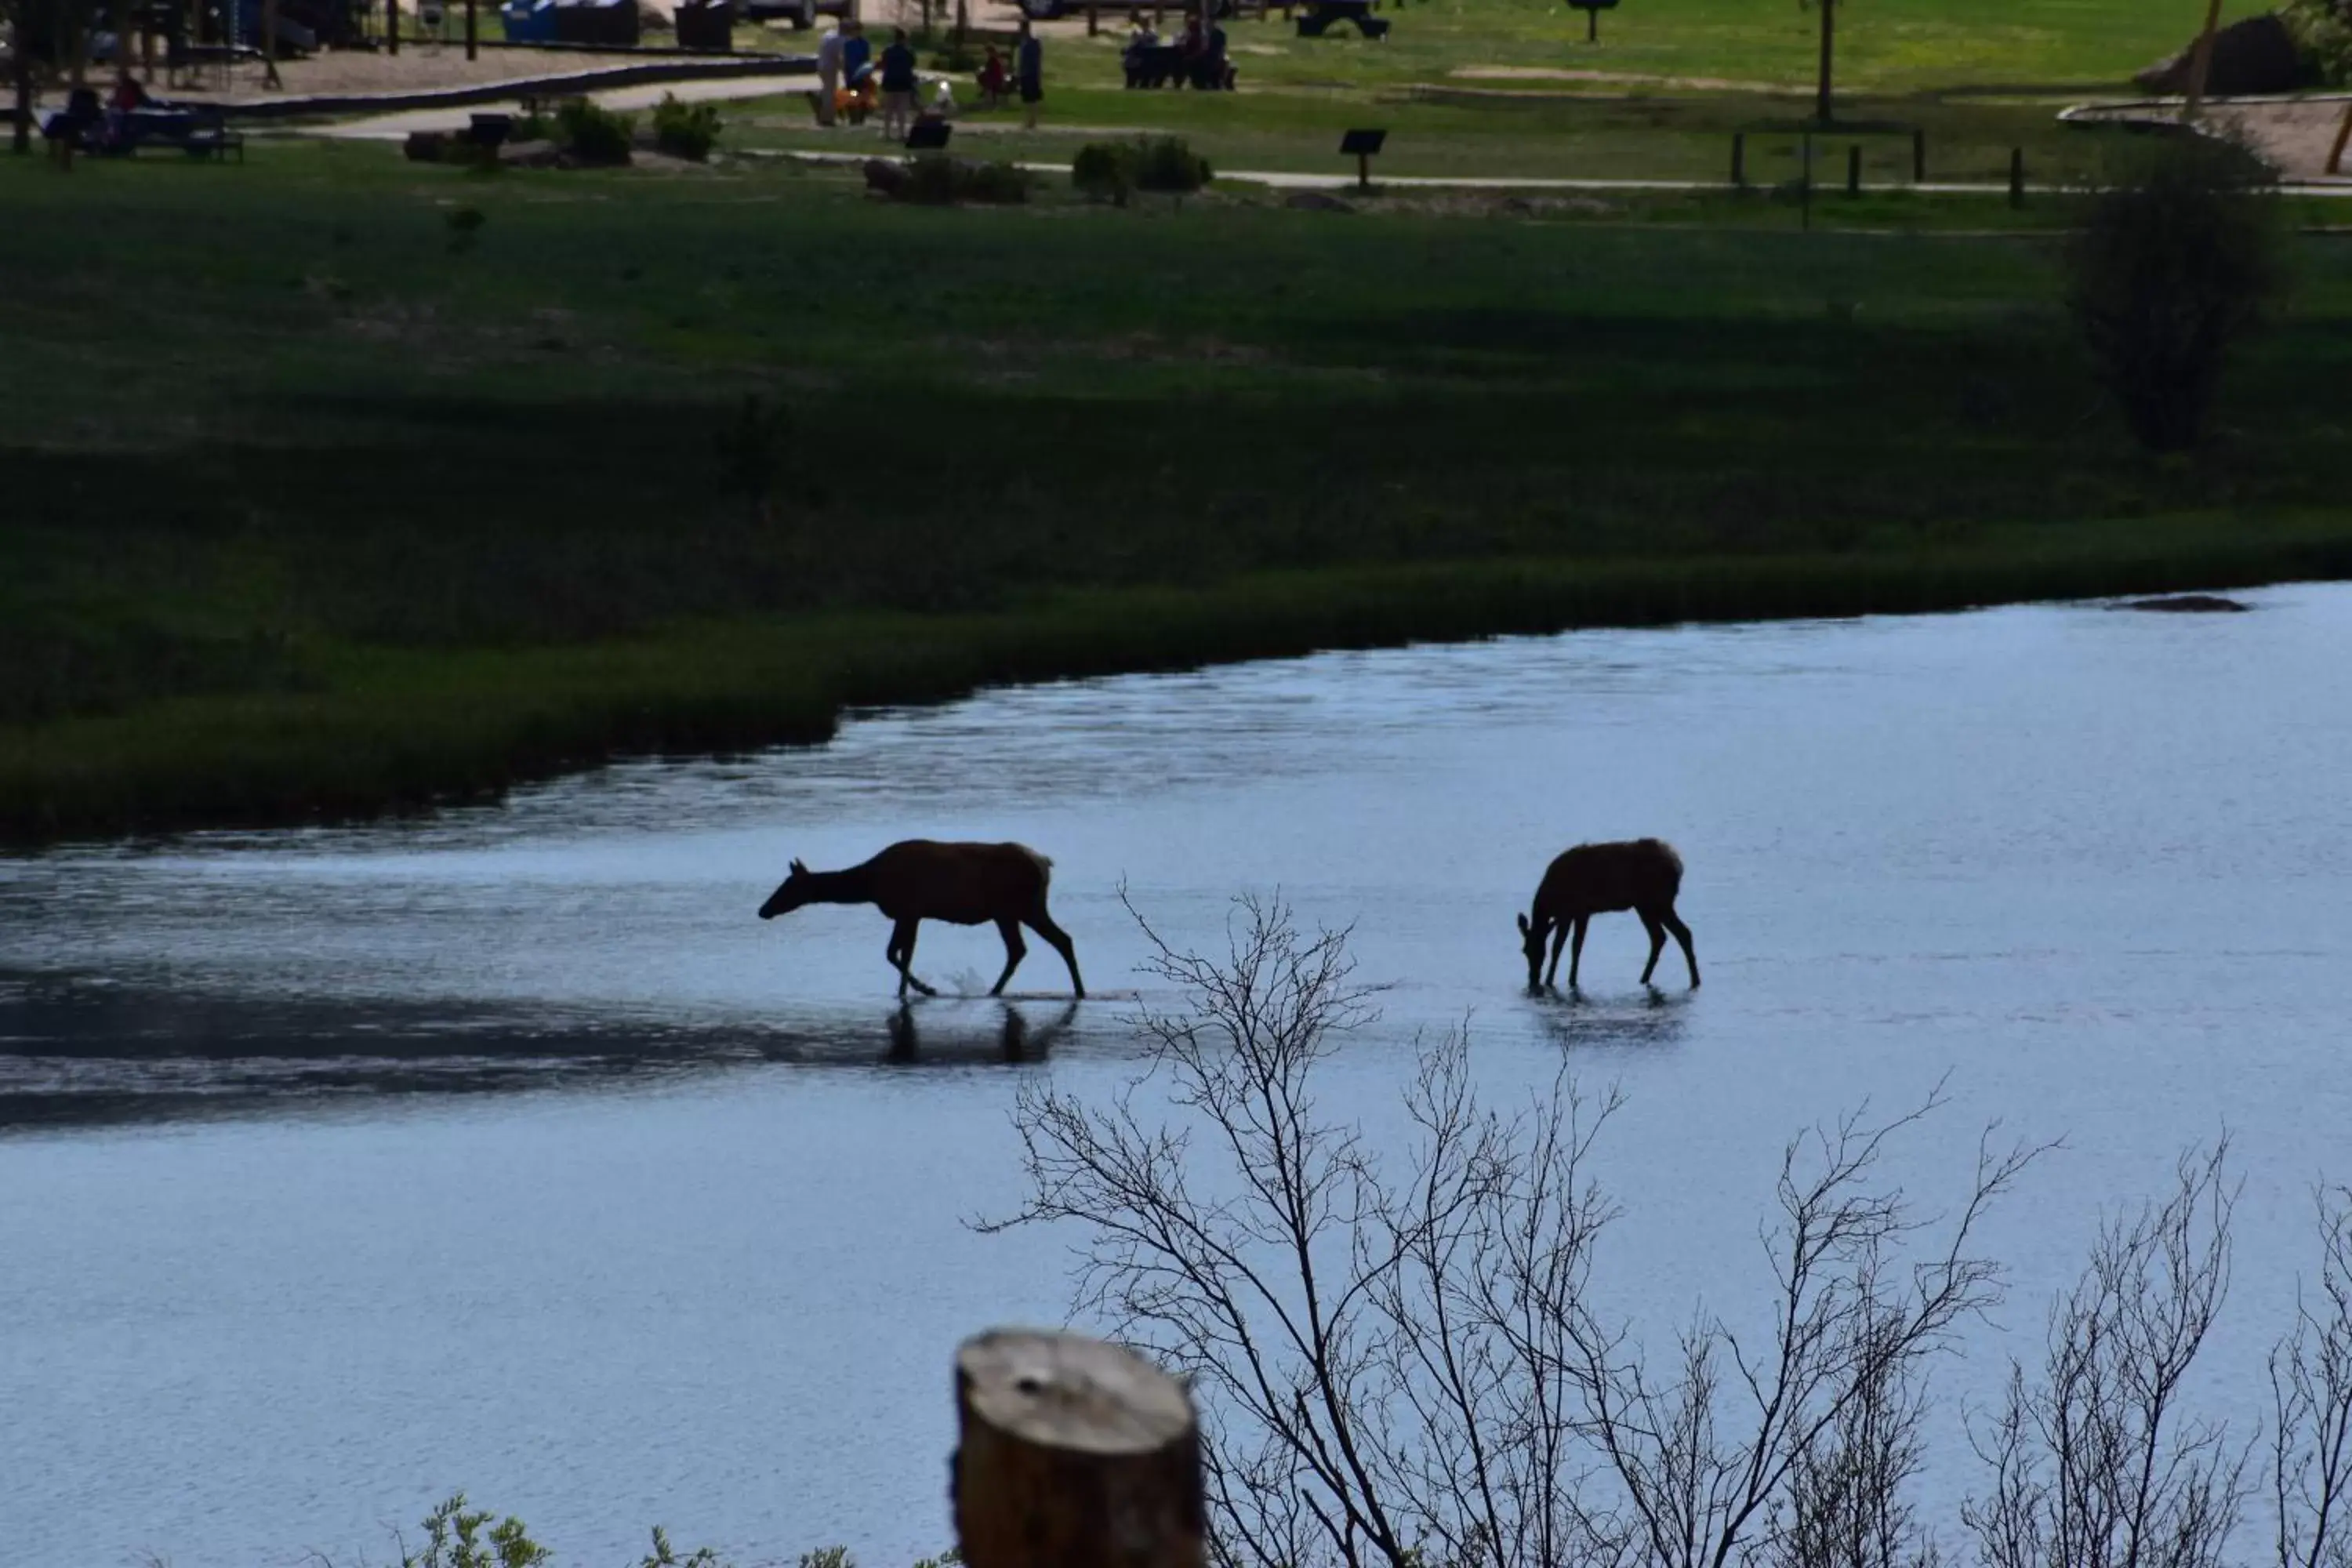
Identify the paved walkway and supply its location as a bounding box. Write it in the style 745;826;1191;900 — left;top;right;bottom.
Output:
314;69;818;137
754;146;2352;196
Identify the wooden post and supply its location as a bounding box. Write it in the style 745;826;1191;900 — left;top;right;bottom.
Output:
1357;148;1369;188
388;0;399;52
1086;3;1096;31
263;0;283;87
953;1328;1205;1568
2328;98;2352;175
1845;141;1859;195
2008;146;2024;207
465;0;477;57
1730;130;1744;186
1800;130;1812;230
1911;126;1925;181
2180;0;2225;125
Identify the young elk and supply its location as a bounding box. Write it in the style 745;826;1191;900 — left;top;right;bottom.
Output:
758;839;1084;1000
1516;837;1699;992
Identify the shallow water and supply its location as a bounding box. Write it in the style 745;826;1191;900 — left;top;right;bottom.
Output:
5;586;2350;1567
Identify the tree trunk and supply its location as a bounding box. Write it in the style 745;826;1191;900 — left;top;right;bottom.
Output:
2180;0;2226;125
953;1327;1206;1568
1814;0;1833;125
11;32;32;155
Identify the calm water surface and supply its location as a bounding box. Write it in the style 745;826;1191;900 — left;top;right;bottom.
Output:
5;587;2350;1567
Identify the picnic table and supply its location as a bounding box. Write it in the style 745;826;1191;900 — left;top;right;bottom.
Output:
1295;0;1387;38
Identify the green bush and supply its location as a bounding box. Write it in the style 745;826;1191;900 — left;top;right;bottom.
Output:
1071;136;1210;201
1071;140;1134;204
400;1494;550;1568
899;154;1029;205
1131;134;1211;193
652;92;724;161
2064;132;2287;452
2282;0;2352;82
555;98;636;165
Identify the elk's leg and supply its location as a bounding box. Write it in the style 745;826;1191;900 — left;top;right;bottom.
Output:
1565;915;1589;989
1545;920;1570;987
1663;908;1700;987
890;917;937;997
990;916;1028;996
1638;909;1668;985
1024;909;1086;999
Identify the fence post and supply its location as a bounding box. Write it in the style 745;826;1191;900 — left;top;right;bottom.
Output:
1846;142;1860;196
954;1327;1206;1568
1087;3;1097;31
388;0;400;53
2329;100;2352;175
1730;130;1744;186
2009;146;2024;208
1911;126;1926;182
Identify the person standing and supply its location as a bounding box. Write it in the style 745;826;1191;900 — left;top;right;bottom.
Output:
878;25;917;140
1014;18;1042;130
815;20;844;125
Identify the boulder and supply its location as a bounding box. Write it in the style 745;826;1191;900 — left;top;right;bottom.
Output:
2135;13;2307;96
1283;189;1355;212
403;130;448;162
863;157;910;197
2118;594;2252;613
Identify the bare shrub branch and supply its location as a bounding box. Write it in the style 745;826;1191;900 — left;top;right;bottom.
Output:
2273;1186;2352;1568
1964;1141;2252;1568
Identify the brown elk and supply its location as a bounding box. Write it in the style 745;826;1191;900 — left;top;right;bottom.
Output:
1516;838;1699;992
758;840;1085;1000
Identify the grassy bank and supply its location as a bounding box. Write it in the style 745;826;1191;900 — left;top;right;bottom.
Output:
13;513;2352;846
3;143;2350;845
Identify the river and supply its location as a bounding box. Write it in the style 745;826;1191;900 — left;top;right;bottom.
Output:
5;586;2349;1567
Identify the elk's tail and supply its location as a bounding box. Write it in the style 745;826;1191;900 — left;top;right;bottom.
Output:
1647;838;1685;891
1011;844;1054;887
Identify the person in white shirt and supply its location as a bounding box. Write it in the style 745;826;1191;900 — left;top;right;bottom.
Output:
815;23;844;125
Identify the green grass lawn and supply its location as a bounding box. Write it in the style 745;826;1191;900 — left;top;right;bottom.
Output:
978;0;2271;98
730;86;2136;184
2;126;2347;844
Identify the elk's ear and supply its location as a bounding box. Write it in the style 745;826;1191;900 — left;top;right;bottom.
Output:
1515;913;1530;936
789;858;807;874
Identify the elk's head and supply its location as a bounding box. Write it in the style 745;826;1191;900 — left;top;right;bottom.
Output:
1515;911;1549;992
759;858;813;920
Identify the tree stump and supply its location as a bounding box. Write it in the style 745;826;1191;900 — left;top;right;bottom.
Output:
953;1327;1205;1568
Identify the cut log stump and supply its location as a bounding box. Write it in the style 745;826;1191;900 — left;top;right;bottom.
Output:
953;1327;1205;1568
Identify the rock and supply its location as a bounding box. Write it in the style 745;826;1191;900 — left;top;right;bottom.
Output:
2117;593;2252;613
1283;189;1355;212
2134;13;2308;96
496;138;561;169
863;157;910;197
403;130;448;163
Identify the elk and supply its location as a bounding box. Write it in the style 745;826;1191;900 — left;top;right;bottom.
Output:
758;840;1085;1000
1516;837;1699;992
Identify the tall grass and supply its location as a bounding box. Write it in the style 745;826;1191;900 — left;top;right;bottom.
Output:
9;512;2351;846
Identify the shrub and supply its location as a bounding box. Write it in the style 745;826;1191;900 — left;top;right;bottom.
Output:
555;97;636;165
399;1493;550;1568
2064;132;2286;453
1131;133;1210;193
929;42;979;71
652;92;724;161
1070;140;1134;204
2282;0;2352;83
898;154;1029;205
1071;136;1210;201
